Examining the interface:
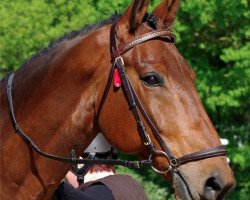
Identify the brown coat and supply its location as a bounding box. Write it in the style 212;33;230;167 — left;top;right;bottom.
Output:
79;174;149;200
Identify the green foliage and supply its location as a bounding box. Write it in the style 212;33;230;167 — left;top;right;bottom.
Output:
175;1;250;199
1;0;249;199
0;0;98;74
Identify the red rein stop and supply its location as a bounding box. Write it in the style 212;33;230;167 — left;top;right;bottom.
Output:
114;69;121;87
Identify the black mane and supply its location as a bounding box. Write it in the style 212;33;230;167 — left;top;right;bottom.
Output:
21;14;120;68
21;12;156;68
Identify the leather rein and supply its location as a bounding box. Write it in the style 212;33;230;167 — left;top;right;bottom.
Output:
6;20;227;174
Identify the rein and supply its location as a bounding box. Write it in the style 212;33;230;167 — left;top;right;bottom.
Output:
6;73;151;169
6;20;227;175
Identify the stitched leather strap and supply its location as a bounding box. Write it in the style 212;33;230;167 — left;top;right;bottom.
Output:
110;21;175;59
177;145;227;166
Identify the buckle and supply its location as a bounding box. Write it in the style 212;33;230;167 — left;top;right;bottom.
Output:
144;134;152;146
115;56;124;66
170;156;180;167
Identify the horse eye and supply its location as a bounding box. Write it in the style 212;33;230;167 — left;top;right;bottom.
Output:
142;75;161;87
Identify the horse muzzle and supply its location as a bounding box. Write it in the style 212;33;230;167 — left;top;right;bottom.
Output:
172;165;235;200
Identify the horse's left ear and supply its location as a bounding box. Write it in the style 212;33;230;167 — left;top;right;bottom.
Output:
116;0;149;36
151;0;180;29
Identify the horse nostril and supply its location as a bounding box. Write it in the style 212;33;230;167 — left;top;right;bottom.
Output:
203;176;223;200
206;177;221;191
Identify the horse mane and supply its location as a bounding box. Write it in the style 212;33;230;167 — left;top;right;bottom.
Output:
20;12;156;69
21;14;121;68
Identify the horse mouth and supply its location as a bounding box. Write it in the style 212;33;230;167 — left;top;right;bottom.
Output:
172;171;195;200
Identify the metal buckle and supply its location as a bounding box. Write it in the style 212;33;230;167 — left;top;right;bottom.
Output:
144;133;152;146
170;156;180;167
148;150;172;174
71;149;77;173
115;56;124;66
133;161;140;169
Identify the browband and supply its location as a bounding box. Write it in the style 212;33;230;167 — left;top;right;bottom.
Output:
111;29;175;59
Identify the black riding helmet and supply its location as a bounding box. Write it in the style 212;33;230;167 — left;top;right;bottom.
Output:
82;133;118;160
74;133;118;184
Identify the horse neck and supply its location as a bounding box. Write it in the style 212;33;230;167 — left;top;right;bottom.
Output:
0;25;111;199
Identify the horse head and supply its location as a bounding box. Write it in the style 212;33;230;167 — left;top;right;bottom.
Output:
97;0;235;199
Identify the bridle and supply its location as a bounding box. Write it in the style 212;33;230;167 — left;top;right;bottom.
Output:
96;20;227;174
6;19;227;175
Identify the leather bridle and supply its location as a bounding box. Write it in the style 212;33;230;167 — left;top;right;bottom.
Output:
96;20;227;174
6;20;227;175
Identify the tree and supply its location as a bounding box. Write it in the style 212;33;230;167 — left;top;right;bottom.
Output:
175;1;250;198
1;0;249;199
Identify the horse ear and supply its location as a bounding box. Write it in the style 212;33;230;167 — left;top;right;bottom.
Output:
151;0;180;29
117;0;149;35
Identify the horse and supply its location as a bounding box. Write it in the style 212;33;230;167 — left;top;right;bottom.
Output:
0;0;235;199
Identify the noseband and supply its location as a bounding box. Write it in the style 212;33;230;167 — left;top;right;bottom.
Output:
6;20;227;175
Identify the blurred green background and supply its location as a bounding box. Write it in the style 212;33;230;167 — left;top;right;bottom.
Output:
0;0;249;199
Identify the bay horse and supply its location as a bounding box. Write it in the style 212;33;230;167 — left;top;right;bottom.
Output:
0;0;235;199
